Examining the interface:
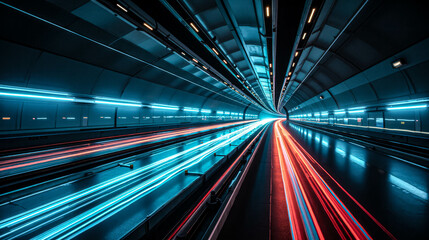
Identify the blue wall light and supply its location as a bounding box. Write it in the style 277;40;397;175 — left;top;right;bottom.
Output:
183;107;199;112
348;109;365;114
94;100;142;107
389;99;428;106
150;104;179;111
95;97;141;104
0;92;75;101
387;104;427;111
0;85;70;96
0;85;243;116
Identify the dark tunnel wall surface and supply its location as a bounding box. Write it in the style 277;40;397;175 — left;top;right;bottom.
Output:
0;97;259;132
288;38;429;133
281;0;429;133
0;0;263;133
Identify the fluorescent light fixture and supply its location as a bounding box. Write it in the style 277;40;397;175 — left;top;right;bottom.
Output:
225;111;230;115
150;104;179;111
217;111;224;115
270;72;273;76
0;85;70;96
95;96;141;104
201;109;211;113
334;111;345;114
348;106;366;110
302;32;307;40
266;6;270;17
348;109;365;114
389;99;428;106
190;23;199;32
236;74;240;78
387;104;427;111
295;51;299;57
192;58;198;63
308;8;316;23
292;62;295;67
288;72;292;76
0;92;75;101
116;3;128;12
183;107;199;112
223;60;228;64
392;58;405;68
181;52;186;56
202;66;208;70
94;100;142;107
143;22;153;31
212;48;219;55
269;63;272;68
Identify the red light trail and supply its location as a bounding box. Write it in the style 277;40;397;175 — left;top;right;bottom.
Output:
273;119;396;239
0;121;254;174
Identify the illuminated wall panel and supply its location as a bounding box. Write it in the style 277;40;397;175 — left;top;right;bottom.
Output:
117;107;141;126
56;104;82;128
87;105;115;127
0;100;19;131
21;102;56;130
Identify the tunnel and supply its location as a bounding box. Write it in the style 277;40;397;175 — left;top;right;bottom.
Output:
0;0;428;239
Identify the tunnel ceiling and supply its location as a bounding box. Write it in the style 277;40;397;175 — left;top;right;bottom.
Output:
1;0;428;116
278;0;429;114
0;0;264;113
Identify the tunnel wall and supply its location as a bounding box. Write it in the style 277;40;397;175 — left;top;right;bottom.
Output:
0;98;256;132
288;38;429;133
0;0;263;134
0;41;258;133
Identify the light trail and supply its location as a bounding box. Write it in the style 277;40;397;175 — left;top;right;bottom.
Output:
0;120;269;239
0;121;254;174
168;121;271;240
275;120;323;239
273;120;395;239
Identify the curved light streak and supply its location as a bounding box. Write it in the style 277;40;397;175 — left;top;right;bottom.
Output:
273;120;395;239
0;120;270;239
0;121;253;174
